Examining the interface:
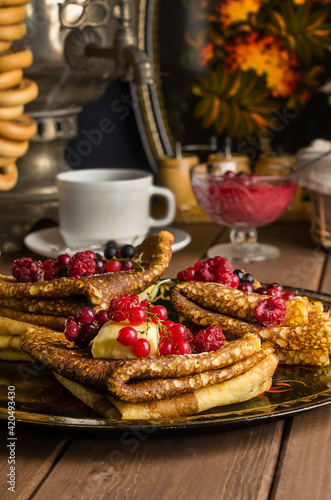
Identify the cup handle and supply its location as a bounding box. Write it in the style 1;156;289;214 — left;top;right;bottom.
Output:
148;185;177;227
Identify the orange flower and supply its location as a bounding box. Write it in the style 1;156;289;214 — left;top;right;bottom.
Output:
225;32;302;97
217;0;264;28
199;42;214;66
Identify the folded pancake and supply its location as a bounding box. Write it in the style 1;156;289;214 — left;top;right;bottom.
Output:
54;353;277;420
0;315;44;361
0;231;174;318
19;323;276;403
171;287;331;352
274;348;330;367
174;281;309;326
0;306;66;330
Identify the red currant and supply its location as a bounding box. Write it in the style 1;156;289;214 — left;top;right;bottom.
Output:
132;338;151;357
84;250;97;259
282;292;295;300
121;261;134;271
159;338;175;355
79;322;99;340
43;259;56;271
128;307;147;326
174;339;191;355
149;305;167;322
267;287;283;298
118;326;137;346
255;286;268;295
64;323;79;341
169;323;186;341
106;260;122;273
183;267;196;281
44;268;56;281
77;306;95;324
56;253;71;268
237;282;255;293
176;270;184;282
95;309;109;326
64;315;78;327
193;261;202;271
230;274;240;288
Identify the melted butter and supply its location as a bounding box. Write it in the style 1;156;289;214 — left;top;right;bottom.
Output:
91;320;159;359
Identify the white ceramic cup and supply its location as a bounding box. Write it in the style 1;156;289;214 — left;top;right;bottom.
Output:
56;168;176;247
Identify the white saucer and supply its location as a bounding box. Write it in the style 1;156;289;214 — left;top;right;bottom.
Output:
24;226;192;259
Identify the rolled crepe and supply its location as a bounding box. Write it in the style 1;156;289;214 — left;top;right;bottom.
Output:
19;322;276;404
174;281;309;326
0;231;174;316
54;354;277;420
171;287;331;352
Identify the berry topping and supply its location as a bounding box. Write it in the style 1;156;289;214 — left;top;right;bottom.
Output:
120;244;135;259
282;291;295;301
128;307;147;326
105;260;122;273
132;338;151;357
43;259;56;271
199;257;233;284
118;326;137;346
230;274;240;288
242;273;254;284
11;257;43;283
95;309;109;326
67;252;96;278
159;338;175;355
64;323;79;342
44;268;57;281
254;297;286;327
192;326;225;353
233;269;244;281
94;258;106;274
121;261;134;271
174;339;192;355
56;253;71;268
267;282;283;292
77;306;95;324
104;243;118;259
267;287;283;298
255;286;268;295
237;282;255;293
169;323;186;341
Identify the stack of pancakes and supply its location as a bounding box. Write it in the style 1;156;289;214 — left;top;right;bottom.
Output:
0;231;174;361
20;326;277;420
171;281;331;368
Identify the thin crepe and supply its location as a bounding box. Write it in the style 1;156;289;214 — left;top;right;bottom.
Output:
0;231;174;318
20;324;274;403
53;353;277;420
171;286;331;351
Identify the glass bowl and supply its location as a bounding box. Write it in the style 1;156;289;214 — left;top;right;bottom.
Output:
190;163;298;262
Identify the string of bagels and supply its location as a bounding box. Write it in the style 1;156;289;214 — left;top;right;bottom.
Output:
0;0;38;191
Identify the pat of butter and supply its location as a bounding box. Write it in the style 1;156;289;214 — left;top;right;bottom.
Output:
91;320;159;359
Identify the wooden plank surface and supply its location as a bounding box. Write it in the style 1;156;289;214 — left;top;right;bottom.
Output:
0;425;71;500
32;422;284;500
0;221;330;500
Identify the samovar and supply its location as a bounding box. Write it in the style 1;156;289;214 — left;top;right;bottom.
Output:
0;0;154;251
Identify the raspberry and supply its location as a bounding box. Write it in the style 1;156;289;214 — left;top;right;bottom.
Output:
108;293;140;321
67;252;96;278
254;297;286;327
11;257;42;283
192;326;225;353
198;257;233;284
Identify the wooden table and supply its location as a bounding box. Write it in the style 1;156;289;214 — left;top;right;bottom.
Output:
1;221;331;500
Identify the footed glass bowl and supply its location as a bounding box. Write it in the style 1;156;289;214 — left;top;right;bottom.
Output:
190;164;298;262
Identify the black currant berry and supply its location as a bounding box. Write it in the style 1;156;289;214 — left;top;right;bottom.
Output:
104;245;117;259
233;269;244;282
243;273;254;284
120;244;135;259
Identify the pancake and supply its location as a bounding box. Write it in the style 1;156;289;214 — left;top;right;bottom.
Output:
54;353;277;420
171;286;331;352
0;231;174;319
19;322;275;403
